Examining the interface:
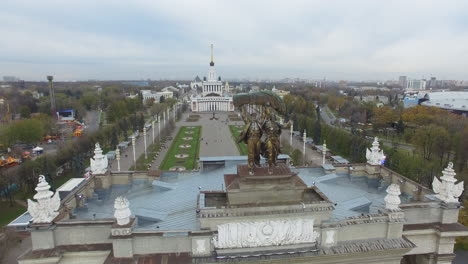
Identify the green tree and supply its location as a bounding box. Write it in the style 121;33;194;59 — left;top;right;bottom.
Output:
0;119;45;146
19;106;31;118
80;91;99;110
413;125;449;161
313;106;321;143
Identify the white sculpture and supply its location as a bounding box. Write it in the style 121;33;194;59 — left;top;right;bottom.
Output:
384;184;401;210
212;219;319;249
433;162;464;203
27;175;61;224
366;137;385;165
90;143;108;175
114;196;131;225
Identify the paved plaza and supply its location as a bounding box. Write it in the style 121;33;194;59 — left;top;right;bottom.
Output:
149;112;243;170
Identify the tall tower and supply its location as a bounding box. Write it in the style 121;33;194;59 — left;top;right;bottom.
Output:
47;75;56;119
210;44;214;66
208;44;217;81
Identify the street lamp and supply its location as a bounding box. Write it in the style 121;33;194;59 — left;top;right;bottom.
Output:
290;121;294;146
116;148;121;172
158;115;161;135
323;140;327;165
132;136;136;165
303;130;306;166
143;127;148;160
151;120;155;144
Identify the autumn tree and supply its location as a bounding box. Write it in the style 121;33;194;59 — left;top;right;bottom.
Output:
372;106;398;129
412;125;449;161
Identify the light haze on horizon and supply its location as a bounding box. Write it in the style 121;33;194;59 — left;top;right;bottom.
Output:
1;0;468;81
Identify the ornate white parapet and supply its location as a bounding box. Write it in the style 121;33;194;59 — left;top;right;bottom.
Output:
384;184;401;210
114;196;131;226
90;143;108;175
432;162;464;204
366;137;385;165
27;175;61;224
212;219;319;249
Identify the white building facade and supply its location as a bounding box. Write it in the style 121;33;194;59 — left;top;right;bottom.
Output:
190;45;234;112
141;90;173;102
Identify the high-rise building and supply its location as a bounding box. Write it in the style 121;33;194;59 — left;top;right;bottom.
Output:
398;76;407;88
428;77;437;88
2;76;20;82
406;79;426;91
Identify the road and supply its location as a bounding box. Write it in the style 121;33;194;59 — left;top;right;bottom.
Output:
280;129;324;167
320;105;337;126
84;110;101;133
319;105;415;151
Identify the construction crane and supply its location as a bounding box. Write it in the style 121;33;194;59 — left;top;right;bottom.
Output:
47;75;57;119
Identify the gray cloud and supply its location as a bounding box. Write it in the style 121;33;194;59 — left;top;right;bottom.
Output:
1;0;467;81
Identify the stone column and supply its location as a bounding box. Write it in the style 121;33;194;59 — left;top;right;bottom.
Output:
290;121;293;146
303;130;306;165
152;120;155;144
112;196;135;258
322;141;327;165
132;136;136;165
116;148;121;172
158;115;161;135
143;127;147;160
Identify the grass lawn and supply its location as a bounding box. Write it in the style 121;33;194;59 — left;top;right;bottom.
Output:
229;125;248;156
159;126;201;170
0;201;26;228
130;140;162;171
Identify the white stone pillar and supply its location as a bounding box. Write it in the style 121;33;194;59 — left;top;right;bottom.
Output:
163;111;166;127
143;127;147;160
323;141;327;165
158;115;161;135
132;136;136;165
303;130;307;165
116;148;121;172
152;120;155;144
290;121;293;146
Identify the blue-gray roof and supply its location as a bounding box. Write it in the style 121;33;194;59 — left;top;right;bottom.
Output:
74;159;392;231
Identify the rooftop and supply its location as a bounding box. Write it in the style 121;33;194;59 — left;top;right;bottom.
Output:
73;158;405;231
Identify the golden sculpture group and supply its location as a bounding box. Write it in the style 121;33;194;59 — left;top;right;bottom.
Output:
234;91;288;174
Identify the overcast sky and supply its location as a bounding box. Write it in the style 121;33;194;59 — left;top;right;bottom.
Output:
1;0;468;81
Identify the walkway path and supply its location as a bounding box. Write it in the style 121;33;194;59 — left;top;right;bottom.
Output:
149;112;243;170
280;129;324;167
110;109;176;171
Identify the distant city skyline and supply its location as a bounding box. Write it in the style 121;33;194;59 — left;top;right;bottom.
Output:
1;0;468;81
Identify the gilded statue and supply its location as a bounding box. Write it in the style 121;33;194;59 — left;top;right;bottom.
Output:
238;109;262;173
234;91;286;174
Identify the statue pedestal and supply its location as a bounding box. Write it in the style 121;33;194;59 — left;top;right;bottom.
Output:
226;164;308;205
30;223;57;250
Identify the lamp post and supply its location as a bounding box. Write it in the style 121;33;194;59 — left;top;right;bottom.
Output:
323;140;327;165
132;136;136;165
151;120;155;144
116;148;121;172
290;121;294;146
158;115;161;135
143;127;148;160
303;130;306;166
